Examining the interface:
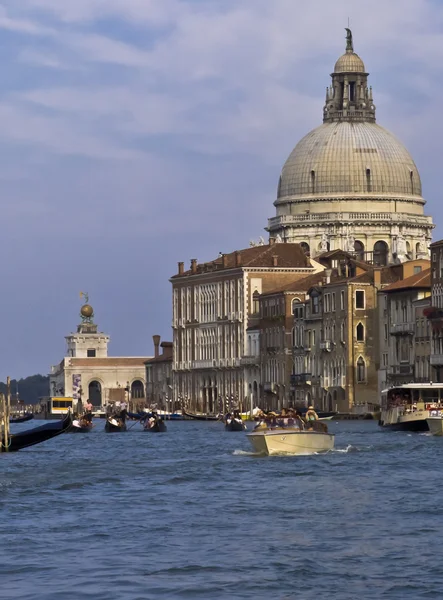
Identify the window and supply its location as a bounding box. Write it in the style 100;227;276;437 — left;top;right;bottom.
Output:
324;294;330;313
253;291;260;314
355;290;365;309
382;353;388;367
332;293;336;311
312;295;319;314
356;357;366;383
384;323;388;340
414;266;422;275
356;323;365;342
312;330;316;346
340;290;345;310
87;349;96;357
340;322;345;342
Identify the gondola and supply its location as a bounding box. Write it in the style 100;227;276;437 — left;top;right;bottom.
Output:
225;419;246;431
66;418;94;433
9;413;34;424
105;417;127;432
1;412;72;452
144;419;167;433
183;409;220;421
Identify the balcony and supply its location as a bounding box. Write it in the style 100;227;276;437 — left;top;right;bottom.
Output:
240;355;260;366
320;340;332;352
430;354;443;366
387;365;414;376
390;322;415;335
290;373;312;385
191;360;217;369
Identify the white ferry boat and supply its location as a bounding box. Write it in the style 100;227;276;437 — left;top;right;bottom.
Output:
379;383;443;432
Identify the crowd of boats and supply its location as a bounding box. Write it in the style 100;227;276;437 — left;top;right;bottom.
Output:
2;381;443;455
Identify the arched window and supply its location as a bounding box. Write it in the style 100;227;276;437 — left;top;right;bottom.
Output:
354;240;365;261
300;242;310;257
292;298;300;315
356;357;366;383
131;380;145;399
356;323;365;342
373;241;388;266
253;291;260;314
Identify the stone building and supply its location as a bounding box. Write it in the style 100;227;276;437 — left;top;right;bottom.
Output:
426;240;443;381
145;335;173;409
378;268;431;393
50;299;150;409
170;242;322;413
267;29;433;262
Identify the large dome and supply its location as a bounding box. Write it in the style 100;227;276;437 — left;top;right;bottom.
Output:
277;121;422;200
334;51;365;73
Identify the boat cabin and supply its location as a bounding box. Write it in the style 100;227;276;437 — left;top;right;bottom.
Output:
382;384;443;412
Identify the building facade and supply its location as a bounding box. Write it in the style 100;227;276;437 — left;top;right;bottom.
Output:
145;335;173;409
267;29;433;262
50;301;149;409
170;243;322;413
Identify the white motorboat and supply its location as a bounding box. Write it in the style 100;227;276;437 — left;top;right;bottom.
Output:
426;415;443;436
247;427;334;456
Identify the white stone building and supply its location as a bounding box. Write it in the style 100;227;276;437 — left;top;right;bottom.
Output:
50;301;150;409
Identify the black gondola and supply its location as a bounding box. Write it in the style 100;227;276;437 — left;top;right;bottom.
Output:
144;419;167;433
66;418;94;433
10;413;34;424
105;417;127;432
1;412;72;452
225;419;245;431
183;409;220;421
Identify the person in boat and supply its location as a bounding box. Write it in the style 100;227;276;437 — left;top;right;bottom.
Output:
225;412;232;424
305;406;319;423
85;400;93;422
233;410;242;423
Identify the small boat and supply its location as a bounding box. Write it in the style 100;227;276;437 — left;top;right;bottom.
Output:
105;417;127;432
183;409;220;421
225;418;246;431
247;421;334;456
66;418;94;433
426;415;443;436
144;419;167;433
9;413;34;424
1;412;72;452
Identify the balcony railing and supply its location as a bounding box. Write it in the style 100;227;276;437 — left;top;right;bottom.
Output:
268;212;431;229
390;322;415;335
290;373;312;385
387;365;414;376
240;355;260;366
263;382;277;393
320;340;332;351
430;354;443;366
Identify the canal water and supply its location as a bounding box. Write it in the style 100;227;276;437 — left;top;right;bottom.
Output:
1;419;442;599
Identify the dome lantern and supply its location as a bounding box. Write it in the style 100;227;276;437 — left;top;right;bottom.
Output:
324;28;375;124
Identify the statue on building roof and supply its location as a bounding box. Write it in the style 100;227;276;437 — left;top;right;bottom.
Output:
79;291;94;324
345;27;353;52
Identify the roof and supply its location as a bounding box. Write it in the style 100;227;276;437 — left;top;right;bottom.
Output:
173;243;311;278
381;268;431;293
69;357;150;367
261;271;324;296
145;354;173;364
334;51;366;73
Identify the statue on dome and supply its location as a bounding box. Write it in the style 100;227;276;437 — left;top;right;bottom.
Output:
249;240;256;247
258;236;265;246
275;234;282;244
345;28;353;53
417;235;429;257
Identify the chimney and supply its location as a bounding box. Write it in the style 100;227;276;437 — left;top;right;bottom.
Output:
269;237;275;246
178;262;184;276
222;254;228;268
152;335;161;358
191;258;197;274
235;251;241;267
374;267;381;286
272;255;278;267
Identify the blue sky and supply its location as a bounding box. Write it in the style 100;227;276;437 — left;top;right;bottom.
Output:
1;0;443;380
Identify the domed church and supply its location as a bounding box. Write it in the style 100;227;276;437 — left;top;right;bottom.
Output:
267;29;434;265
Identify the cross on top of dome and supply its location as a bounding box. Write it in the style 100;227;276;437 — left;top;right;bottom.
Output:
324;29;375;123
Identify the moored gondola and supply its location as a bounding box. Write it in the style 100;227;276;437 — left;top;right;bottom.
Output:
2;412;72;452
10;413;34;424
105;417;127;432
183;409;220;421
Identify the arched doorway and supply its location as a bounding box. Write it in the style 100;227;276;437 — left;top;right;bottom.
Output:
88;381;102;406
131;380;144;399
373;241;388;266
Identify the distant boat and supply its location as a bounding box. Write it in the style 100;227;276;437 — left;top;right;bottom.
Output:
144;419;167;433
66;418;94;433
2;412;72;452
105;417;127;433
10;413;34;424
183;409;220;421
225;419;246;432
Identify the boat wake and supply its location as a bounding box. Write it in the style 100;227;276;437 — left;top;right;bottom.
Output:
327;444;360;453
232;449;264;457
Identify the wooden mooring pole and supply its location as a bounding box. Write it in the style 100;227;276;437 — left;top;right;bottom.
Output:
1;377;11;452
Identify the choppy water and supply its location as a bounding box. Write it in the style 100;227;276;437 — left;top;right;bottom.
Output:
1;419;443;599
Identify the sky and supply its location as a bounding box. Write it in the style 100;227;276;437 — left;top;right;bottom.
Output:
1;0;443;380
